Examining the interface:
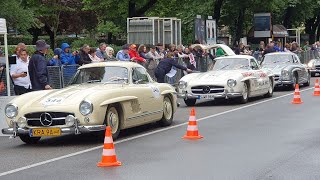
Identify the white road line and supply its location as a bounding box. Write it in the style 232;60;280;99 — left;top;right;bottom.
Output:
0;87;314;177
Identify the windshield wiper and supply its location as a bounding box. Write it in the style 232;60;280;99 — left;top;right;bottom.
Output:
105;77;128;83
87;80;101;83
218;64;229;70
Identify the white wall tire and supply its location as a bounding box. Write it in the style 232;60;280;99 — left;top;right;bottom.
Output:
158;96;174;126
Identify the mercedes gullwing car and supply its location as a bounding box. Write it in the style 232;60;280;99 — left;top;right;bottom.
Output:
2;62;177;144
177;55;275;106
260;52;310;90
306;58;320;77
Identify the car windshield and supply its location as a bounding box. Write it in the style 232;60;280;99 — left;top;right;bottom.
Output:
70;66;129;85
212;58;249;71
262;54;294;65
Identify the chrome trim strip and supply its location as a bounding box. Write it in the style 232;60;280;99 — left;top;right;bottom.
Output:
127;110;163;121
26;117;65;121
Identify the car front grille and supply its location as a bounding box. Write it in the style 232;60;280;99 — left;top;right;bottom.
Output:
25;112;74;127
191;85;224;94
315;65;320;70
274;75;280;81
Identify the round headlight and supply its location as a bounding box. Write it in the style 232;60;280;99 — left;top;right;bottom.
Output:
17;117;27;128
281;69;290;76
178;81;187;89
308;61;315;68
227;79;237;87
79;101;93;116
65;115;76;126
5;104;18;118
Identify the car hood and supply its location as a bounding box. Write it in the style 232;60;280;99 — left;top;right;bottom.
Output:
11;83;126;108
182;70;243;84
261;63;288;75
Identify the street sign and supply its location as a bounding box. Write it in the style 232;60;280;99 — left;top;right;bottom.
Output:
206;18;217;45
0;18;7;34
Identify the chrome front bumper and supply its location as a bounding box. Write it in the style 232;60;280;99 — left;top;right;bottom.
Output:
310;69;320;73
2;125;106;137
177;91;242;100
274;80;293;86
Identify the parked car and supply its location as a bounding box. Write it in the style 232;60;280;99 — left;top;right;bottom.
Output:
306;58;320;77
177;55;274;106
260;52;310;89
2;62;177;143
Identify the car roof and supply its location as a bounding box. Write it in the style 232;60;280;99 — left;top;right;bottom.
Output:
264;52;295;56
215;55;253;60
78;61;143;70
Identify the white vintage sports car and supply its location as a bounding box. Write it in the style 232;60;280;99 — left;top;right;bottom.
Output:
2;62;177;143
177;55;275;106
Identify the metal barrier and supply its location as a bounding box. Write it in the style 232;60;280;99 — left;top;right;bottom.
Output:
0;68;14;96
61;65;80;87
296;50;320;64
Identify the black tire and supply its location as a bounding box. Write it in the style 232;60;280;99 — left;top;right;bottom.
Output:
104;105;121;140
184;99;196;106
264;78;274;98
237;82;249;104
158;96;174;126
303;73;311;87
291;74;298;90
311;72;315;77
19;135;41;144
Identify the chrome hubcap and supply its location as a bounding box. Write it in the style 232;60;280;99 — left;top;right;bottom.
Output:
108;108;119;134
243;84;248;99
269;79;273;93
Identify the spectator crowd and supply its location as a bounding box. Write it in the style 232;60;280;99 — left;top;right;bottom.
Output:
1;39;320;95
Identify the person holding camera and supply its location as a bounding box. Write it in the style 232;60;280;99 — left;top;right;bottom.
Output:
10;49;32;95
60;43;80;65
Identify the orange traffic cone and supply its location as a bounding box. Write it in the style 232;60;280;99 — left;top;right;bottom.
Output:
182;107;203;140
313;79;320;96
97;126;121;167
291;84;303;104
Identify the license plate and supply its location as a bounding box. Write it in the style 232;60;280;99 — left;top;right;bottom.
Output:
30;128;61;137
197;95;215;100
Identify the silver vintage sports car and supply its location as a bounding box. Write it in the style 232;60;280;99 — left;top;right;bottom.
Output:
260;52;310;90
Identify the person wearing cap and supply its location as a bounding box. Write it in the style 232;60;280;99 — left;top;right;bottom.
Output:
48;48;63;66
60;43;80;65
155;52;192;83
116;44;131;61
28;40;52;90
128;44;146;63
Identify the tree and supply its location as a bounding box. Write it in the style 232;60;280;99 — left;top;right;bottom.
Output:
0;0;35;34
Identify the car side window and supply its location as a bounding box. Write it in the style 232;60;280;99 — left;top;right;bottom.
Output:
250;59;259;70
132;67;150;84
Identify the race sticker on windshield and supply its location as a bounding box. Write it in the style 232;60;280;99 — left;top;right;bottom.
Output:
148;85;160;98
41;97;65;106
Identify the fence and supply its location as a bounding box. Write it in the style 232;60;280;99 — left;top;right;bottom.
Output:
296;50;320;64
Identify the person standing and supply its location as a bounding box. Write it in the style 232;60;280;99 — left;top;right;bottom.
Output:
47;48;63;66
28;40;52;91
60;43;79;65
96;43;107;60
116;44;132;61
10;49;32;95
78;44;92;65
155;52;192;83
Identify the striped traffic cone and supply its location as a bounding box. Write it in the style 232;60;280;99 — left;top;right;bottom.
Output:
313;79;320;96
291;84;303;104
97;126;121;167
182;107;203;140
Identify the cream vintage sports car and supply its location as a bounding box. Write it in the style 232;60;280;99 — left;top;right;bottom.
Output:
177;55;275;106
2;62;177;143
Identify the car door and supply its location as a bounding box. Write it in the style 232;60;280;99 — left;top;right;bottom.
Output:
131;67;162;123
250;58;268;95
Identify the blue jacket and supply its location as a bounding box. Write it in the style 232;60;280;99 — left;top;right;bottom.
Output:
28;51;49;90
116;50;131;61
48;48;62;66
60;43;79;65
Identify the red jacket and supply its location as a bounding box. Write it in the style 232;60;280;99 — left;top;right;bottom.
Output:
129;50;145;62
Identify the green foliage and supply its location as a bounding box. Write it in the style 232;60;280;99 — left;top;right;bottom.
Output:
71;38;98;49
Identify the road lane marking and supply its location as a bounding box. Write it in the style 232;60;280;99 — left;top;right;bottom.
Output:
0;87;314;177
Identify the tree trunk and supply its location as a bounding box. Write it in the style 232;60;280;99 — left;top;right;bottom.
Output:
213;0;224;25
129;0;158;17
283;6;294;29
107;32;113;44
44;23;55;49
317;24;320;41
305;15;320;44
233;7;246;46
28;27;41;44
128;1;136;18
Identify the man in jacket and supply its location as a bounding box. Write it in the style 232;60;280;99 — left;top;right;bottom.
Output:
155;52;192;83
128;44;146;63
28;40;52;91
78;44;91;65
60;43;80;65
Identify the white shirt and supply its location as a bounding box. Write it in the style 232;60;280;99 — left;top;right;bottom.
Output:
10;58;32;89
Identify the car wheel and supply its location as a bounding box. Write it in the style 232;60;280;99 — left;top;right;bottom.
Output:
19;135;41;144
238;82;249;104
158;96;173;126
291;74;298;90
311;72;315;77
303;73;311;87
184;99;196;106
264;78;273;98
105;105;121;140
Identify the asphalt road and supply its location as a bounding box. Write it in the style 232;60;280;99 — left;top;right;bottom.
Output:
0;78;320;179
